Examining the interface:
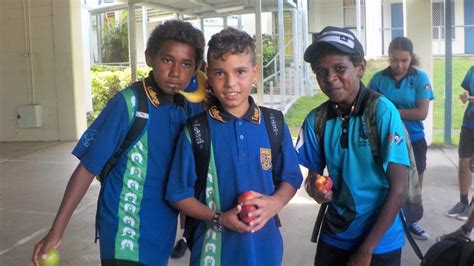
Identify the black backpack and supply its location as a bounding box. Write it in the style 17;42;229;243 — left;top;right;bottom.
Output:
183;106;285;250
421;236;474;266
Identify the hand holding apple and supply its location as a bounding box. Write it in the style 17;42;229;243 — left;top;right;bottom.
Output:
314;174;333;191
237;191;258;224
39;248;61;266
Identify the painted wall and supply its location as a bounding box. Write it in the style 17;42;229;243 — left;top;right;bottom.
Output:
0;0;87;141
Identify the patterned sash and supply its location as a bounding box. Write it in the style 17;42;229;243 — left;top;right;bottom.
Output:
200;143;222;266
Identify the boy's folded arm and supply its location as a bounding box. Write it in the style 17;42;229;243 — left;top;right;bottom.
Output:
171;197;252;233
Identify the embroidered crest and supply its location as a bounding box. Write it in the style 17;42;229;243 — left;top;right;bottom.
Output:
251;107;261;124
143;79;160;107
260;148;272;170
209;106;225;122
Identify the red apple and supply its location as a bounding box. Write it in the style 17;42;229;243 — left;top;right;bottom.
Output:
239;204;257;223
237;191;258;224
238;191;255;204
314;174;333;191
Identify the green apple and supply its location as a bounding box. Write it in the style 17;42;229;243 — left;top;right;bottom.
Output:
39;248;61;266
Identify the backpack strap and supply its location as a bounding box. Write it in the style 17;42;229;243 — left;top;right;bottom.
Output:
260;106;284;227
187;112;211;200
183;112;210;250
310;101;331;244
95;81;149;243
313;101;331;169
98;82;149;180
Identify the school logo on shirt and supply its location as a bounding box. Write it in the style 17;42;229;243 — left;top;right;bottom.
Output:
81;129;97;147
387;132;404;150
260;148;272;170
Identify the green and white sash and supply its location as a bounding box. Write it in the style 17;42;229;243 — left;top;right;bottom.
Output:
200;143;222;266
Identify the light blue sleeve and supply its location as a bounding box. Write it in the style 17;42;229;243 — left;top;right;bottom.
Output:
415;69;435;101
375;97;410;169
294;110;325;173
368;72;382;93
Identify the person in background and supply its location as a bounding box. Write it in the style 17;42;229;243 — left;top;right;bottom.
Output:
368;36;434;241
445;65;474;221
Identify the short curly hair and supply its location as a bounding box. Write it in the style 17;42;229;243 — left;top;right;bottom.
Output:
207;27;256;66
146;20;205;68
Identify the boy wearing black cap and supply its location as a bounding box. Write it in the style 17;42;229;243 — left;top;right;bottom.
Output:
296;26;410;265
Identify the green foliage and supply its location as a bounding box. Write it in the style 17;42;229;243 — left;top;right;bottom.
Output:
259;34;278;93
88;66;149;124
101;10;129;63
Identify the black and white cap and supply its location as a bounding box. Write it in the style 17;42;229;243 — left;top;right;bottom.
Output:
304;26;364;63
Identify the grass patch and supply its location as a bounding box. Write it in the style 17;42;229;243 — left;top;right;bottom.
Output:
285;57;473;145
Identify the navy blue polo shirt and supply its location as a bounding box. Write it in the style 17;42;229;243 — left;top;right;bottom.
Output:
461;66;474;128
368;67;434;142
166;97;303;266
296;87;410;253
73;72;202;265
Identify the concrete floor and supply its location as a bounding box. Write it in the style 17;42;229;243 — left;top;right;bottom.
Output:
0;141;472;266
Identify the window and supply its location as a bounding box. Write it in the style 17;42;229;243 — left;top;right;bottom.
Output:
343;0;365;29
432;1;455;40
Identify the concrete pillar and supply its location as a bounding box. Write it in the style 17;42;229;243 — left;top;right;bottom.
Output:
404;0;434;145
55;0;87;140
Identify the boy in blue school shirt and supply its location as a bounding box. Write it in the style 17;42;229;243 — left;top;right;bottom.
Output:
296;26;409;266
32;20;205;266
166;27;303;266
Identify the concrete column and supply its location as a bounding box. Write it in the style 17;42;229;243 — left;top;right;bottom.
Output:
365;0;382;59
55;0;87;140
404;0;433;144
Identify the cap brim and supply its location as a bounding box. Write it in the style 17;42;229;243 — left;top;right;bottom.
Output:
304;41;356;63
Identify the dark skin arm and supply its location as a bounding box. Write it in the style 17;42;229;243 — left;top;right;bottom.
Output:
32;164;96;266
304;170;333;203
347;163;408;266
397;99;430;121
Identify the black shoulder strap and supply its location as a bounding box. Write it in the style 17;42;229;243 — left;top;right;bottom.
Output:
98;82;149;181
183;112;210;250
187;112;210;198
260;106;284;185
260;106;285;227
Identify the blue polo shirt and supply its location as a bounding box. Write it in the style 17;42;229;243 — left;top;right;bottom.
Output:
368;67;434;142
296;87;410;254
166;98;303;266
73;72;202;265
461;66;474;128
